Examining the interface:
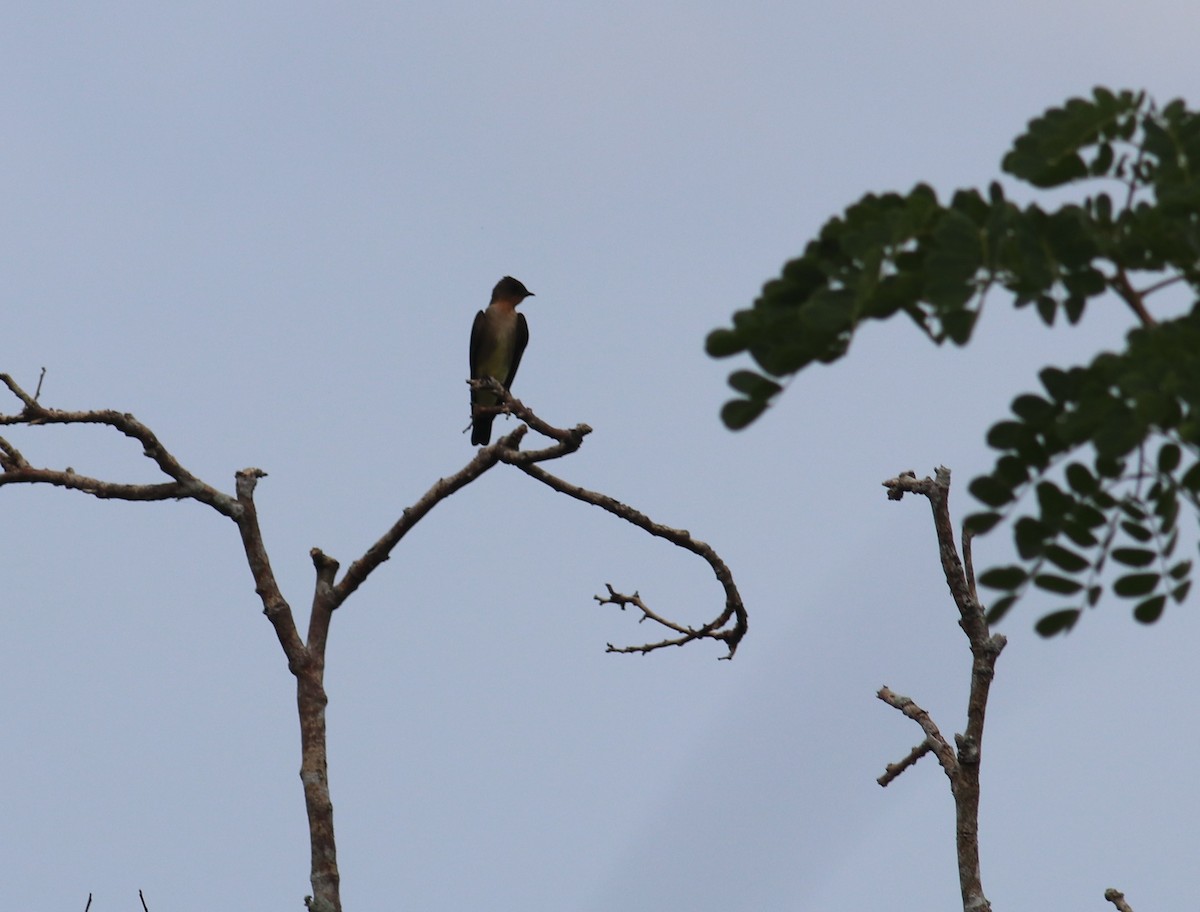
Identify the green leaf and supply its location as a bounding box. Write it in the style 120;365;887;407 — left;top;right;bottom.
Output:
1095;455;1126;479
705;328;745;358
720;398;767;431
1155;493;1180;531
994;455;1030;487
1035;481;1071;518
1172;580;1192;602
1014;516;1048;559
940;309;978;345
979;565;1028;590
727;370;782;399
1111;547;1156;567
970;476;1016;508
1181;461;1200;492
1133;594;1167;623
964;511;1003;535
985;594;1018;624
1039;366;1074;401
987;421;1029;450
1035;295;1057;326
1064;462;1097;494
1168;559;1192;580
1034;573;1084;595
1062;522;1099;548
1090;141;1115;175
1011;393;1056;423
1044;543;1090;572
924;208;983;310
1120;520;1153;542
1036;608;1081;636
1158;442;1182;473
1076;503;1107;528
1003;93;1128;188
1113;572;1160;597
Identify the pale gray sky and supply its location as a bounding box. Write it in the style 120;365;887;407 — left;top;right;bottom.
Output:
4;3;1197;909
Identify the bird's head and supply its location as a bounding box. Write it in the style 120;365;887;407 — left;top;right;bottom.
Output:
492;276;535;304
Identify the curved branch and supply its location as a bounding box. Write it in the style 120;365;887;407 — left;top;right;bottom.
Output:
511;459;748;658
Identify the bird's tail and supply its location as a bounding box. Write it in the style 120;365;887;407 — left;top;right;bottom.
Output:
471;412;494;446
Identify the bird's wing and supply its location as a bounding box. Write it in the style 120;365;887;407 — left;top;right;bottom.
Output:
469;310;487;379
506;313;530;388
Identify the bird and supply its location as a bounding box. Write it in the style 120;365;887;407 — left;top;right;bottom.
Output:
469;276;534;445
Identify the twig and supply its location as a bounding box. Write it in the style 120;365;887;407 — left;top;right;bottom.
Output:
1110;265;1157;327
519;467;748;658
877;738;935;787
139;889;150;912
876;689;956;780
33;366;46;402
962;524;978;605
1137;273;1186;298
84;894;92;912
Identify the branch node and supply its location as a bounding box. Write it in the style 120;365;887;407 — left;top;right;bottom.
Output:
235;466;268;500
1104;888;1135;912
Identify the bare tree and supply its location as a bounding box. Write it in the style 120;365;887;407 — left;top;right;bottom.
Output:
1;373;747;912
878;467;1139;912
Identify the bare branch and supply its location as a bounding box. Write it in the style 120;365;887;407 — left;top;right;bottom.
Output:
877;738;935;787
7;370;747;912
962;524;978;606
0;464;192;500
323;384;745;656
0;434;28;470
880;466;1008;912
139;889;150;912
329;441;508;607
84;894;92;912
0;373;238;516
594;584;737;656
876;688;956;780
308;548;340;658
232;468;307;668
469;377;592;448
1;372;38;410
517;462;748;658
1105;888;1135;912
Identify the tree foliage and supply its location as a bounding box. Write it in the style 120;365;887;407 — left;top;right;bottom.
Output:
708;87;1200;633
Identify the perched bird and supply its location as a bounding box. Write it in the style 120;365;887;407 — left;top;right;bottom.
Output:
469;276;534;445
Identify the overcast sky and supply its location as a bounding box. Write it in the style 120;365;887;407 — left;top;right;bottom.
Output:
4;3;1198;910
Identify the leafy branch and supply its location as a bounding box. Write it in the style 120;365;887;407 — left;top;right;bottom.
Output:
708;87;1200;631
